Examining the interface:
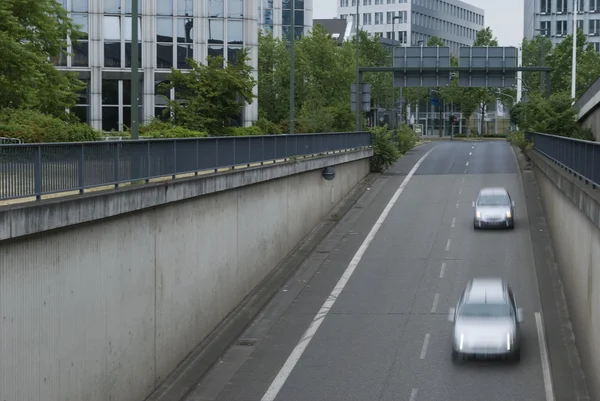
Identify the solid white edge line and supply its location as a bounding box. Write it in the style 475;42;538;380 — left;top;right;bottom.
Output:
431;293;440;313
439;262;446;278
409;388;418;401
259;149;435;401
466;162;469;166
535;312;556;401
451;217;456;228
420;333;431;359
445;239;451;251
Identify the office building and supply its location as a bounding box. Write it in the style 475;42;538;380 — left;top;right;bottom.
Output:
258;0;314;39
337;0;484;54
54;0;260;132
524;0;600;51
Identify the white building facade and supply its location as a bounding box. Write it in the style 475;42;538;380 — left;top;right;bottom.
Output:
258;0;314;39
337;0;484;54
524;0;600;51
55;0;260;132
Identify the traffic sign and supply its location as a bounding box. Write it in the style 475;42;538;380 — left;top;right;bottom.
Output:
393;46;451;88
351;83;371;112
458;47;517;88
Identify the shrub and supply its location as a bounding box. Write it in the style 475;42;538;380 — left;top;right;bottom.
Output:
138;119;208;138
396;125;419;154
230;126;264;136
0;108;100;142
507;131;533;159
370;125;400;172
254;117;282;135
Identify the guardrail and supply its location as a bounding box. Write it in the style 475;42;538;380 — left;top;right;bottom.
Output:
0;132;372;201
526;131;599;189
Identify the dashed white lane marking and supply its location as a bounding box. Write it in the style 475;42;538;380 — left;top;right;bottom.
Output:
420;334;431;359
469;152;472;155
466;162;469;166
458;188;462;195
456;201;459;208
409;388;418;401
472;146;475;149
464;169;468;173
259;149;434;401
431;294;440;313
461;177;465;183
535;312;556;401
451;217;456;228
445;239;451;251
439;262;446;278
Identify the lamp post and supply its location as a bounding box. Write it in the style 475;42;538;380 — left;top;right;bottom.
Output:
131;0;139;139
571;0;577;100
392;15;401;128
355;0;361;130
289;1;295;134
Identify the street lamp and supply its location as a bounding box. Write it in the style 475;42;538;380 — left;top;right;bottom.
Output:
534;28;549;93
355;0;361;130
571;0;578;100
392;15;402;128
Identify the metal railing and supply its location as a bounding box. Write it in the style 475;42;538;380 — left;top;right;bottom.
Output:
526;131;599;189
0;132;371;201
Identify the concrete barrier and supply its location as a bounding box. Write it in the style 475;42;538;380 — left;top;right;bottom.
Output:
529;150;600;399
0;149;372;401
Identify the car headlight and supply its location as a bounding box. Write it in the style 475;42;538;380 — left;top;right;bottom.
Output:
476;211;481;219
506;210;512;218
459;333;464;350
506;332;511;350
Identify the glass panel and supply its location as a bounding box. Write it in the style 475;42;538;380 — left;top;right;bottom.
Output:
56;0;67;9
157;17;173;42
282;0;291;9
294;26;303;39
228;20;243;44
227;46;242;64
102;107;119;131
72;106;89;123
177;0;193;16
72;41;89;66
155;107;169;121
103;16;121;40
72;14;89;40
208;0;224;17
208;45;223;58
177;18;194;43
124;17;142;41
72;0;88;12
102;79;119;105
228;0;243;18
295;10;304;26
104;0;120;14
52;48;68;66
124;0;144;14
295;0;304;9
123;80;131;105
157;44;174;68
123;107;141;129
104;42;121;67
76;81;89;104
157;0;173;15
177;45;193;68
208;19;224;44
124;43;142;67
282;9;290;25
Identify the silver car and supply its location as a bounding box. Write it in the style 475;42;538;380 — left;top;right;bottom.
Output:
473;187;515;229
449;278;523;362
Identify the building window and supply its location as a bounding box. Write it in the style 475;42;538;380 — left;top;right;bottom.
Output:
103;15;142;68
70;79;90;123
556;0;567;13
591;0;599;11
577;19;584;32
590;19;600;34
375;12;383;24
556;20;567;35
540;21;551;35
363;13;371;25
101;79;142;132
71;14;89;67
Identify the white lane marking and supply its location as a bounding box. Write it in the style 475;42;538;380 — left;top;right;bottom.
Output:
456;201;459;208
445;239;451;251
420;334;431;359
439;262;446;278
451;217;456;228
259;149;434;401
535;312;556;401
409;388;418;401
472;146;475;149
469;152;472;155
461;177;465;183
464;169;468;174
466;161;469;166
458;188;462;195
431;294;440;313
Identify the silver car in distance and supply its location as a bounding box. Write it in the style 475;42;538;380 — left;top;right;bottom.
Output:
473;187;515;229
449;278;523;363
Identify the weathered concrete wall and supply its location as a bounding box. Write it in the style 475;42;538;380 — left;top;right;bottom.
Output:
0;150;371;401
529;150;600;398
581;110;600;141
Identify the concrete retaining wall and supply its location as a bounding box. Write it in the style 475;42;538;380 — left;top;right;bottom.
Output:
529;150;600;398
0;150;371;401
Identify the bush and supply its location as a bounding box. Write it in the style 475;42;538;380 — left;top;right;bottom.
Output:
230;126;264;136
396;125;419;154
370;126;400;172
507;131;533;158
254;117;282;135
0;108;100;143
138;120;208;138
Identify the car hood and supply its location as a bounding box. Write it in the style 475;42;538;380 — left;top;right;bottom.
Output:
476;205;510;217
454;318;516;346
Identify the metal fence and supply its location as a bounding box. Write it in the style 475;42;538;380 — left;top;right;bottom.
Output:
0;132;371;201
526;131;599;189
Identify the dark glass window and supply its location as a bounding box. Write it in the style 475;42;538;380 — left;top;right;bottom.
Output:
102;107;119;131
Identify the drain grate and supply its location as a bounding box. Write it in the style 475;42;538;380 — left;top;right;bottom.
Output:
237;339;257;346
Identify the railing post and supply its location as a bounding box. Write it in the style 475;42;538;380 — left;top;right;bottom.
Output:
34;145;42;200
78;144;85;194
114;142;120;188
173;139;176;179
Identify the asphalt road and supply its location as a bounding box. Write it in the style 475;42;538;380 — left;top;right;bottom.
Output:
183;140;576;401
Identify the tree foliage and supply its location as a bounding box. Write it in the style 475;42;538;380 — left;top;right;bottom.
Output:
160;50;257;136
0;0;85;117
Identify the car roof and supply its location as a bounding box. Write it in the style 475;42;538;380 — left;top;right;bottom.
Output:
463;278;508;304
478;187;509;197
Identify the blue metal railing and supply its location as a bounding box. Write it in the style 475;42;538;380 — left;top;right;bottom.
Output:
0;132;372;201
526;131;599;189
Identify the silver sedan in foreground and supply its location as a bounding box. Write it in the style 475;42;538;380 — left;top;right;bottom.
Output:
473;187;515;229
449;278;523;362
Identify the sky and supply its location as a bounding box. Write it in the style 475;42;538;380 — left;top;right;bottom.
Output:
313;0;524;47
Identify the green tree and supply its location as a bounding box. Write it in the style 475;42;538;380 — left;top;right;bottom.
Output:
520;34;553;95
0;0;85;117
160;50;257;136
257;31;290;125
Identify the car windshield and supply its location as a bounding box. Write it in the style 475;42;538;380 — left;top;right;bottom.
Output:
459;303;512;318
478;194;509;206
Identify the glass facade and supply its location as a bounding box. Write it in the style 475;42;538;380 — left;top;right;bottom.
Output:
53;0;260;132
259;0;313;40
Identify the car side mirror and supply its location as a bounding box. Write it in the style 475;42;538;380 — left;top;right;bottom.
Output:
512;201;516;208
448;307;456;322
517;308;524;323
472;201;475;208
